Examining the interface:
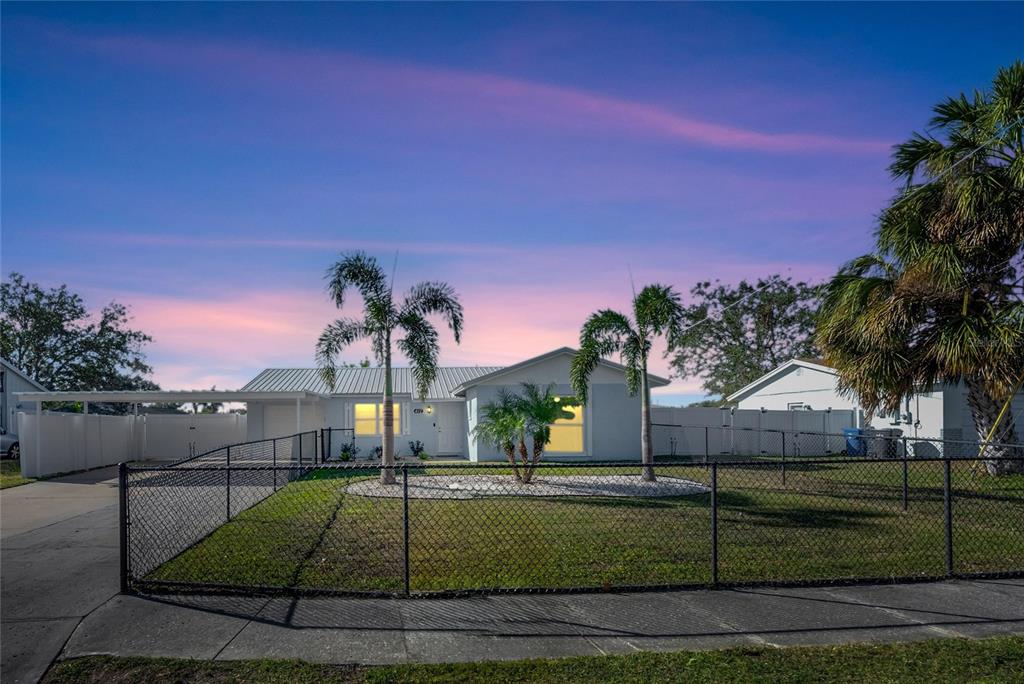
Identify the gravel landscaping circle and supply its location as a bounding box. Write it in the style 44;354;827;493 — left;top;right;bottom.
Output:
347;474;711;499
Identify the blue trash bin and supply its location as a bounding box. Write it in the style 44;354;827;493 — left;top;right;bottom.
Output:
843;428;864;456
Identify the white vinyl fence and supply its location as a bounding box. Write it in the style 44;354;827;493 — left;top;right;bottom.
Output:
17;411;246;478
650;406;857;458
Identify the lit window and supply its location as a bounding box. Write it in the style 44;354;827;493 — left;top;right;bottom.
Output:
548;401;583;452
354;403;401;436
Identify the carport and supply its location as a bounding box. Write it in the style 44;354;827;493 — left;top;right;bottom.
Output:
13;389;323;477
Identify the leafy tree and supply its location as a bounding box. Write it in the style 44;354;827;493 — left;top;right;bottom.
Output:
670;276;820;399
316;252;463;485
1;273;156;413
817;61;1024;475
571;284;684;481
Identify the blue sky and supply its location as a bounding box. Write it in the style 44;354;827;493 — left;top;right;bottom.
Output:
2;2;1021;404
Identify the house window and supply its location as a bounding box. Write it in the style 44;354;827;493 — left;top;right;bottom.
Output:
354;403;401;436
787;402;805;411
547;400;583;452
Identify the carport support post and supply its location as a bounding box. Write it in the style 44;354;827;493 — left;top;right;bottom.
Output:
118;462;130;593
272;439;278;491
710;462;718;586
402;463;411;596
703;426;709;464
943;458;953;576
34;400;41;476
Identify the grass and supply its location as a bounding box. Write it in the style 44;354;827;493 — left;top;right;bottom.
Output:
0;459;34;489
142;458;1023;593
44;636;1024;683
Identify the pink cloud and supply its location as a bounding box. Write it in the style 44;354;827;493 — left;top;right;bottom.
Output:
114;280;711;394
38;22;891;156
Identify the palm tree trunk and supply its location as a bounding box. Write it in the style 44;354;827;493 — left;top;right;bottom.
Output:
523;438;544;484
380;345;396;485
640;360;655;482
504;446;523;483
964;377;1023;476
518;438;531;483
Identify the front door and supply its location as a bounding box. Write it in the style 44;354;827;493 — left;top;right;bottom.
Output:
436;404;463;455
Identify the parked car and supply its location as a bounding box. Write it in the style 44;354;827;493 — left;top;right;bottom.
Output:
1;428;19;460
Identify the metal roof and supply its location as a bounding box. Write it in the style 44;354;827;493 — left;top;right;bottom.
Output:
241;367;504;400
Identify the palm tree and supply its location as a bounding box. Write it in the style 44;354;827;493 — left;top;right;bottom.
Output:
817;62;1024;475
571;285;684;481
316;252;463;484
518;382;578;484
472;389;527;482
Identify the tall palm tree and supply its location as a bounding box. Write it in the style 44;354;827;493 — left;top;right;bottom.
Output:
472;389;527;482
316;252;463;484
518;382;578;484
571;285;684;481
817;61;1024;475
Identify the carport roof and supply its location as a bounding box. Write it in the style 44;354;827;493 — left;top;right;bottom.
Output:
13;390;323;403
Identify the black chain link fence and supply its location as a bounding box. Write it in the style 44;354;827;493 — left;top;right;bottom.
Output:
120;429;1023;597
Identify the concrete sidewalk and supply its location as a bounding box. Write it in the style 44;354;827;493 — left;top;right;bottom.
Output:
63;579;1024;666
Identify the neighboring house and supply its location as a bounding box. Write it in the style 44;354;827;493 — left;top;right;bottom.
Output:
727;357;1024;443
242;347;670;461
1;357;46;458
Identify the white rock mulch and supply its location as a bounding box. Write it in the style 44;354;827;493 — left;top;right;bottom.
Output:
346;474;710;500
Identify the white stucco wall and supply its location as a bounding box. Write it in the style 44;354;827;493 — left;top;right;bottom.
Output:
463;353;646;462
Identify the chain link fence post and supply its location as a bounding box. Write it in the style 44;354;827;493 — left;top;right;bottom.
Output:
711;462;718;586
226;445;232;521
118;462;130;593
902;437;909;512
781;431;787;485
403;463;411;596
944;457;953;576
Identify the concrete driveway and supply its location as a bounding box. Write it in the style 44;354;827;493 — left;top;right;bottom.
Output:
1;467;121;684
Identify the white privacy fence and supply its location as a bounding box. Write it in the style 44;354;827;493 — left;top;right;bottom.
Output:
16;412;246;478
650;406;857;457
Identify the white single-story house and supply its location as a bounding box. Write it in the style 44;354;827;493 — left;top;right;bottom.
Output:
241;347;670;461
14;347;669;472
727;357;1024;443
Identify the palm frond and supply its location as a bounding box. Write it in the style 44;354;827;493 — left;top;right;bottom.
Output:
315;318;368;390
400;282;464;343
325;252;390;310
396;312;439;401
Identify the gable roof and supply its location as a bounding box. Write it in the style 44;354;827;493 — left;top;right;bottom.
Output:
451;347;671;397
241;366;503;400
725;358;837;403
0;357;48;392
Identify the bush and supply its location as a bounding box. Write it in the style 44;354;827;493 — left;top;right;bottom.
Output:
337;442;360;462
408;440;429;460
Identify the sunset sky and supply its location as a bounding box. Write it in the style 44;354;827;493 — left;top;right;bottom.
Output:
3;3;1021;404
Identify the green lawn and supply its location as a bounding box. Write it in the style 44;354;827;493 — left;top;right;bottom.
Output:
0;460;34;489
142;459;1023;593
44;636;1024;683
